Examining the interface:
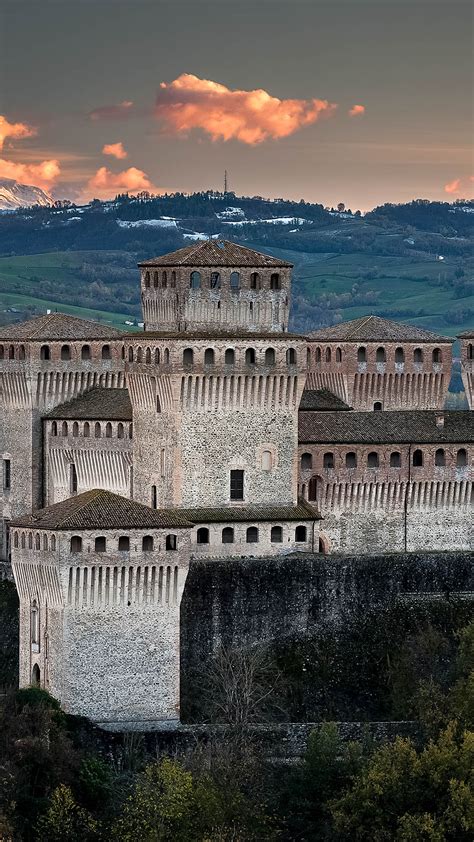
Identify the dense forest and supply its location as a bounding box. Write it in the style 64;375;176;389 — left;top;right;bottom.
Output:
0;578;473;841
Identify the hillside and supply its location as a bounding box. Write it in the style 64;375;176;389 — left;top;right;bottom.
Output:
0;193;472;336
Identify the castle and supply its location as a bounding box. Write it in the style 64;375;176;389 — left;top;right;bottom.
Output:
0;239;472;728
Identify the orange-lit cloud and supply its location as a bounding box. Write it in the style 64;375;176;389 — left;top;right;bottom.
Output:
444;178;461;194
0;157;60;191
155;74;337;144
102;142;128;159
349;104;366;117
84;165;159;199
89;101;135;120
0;115;37;150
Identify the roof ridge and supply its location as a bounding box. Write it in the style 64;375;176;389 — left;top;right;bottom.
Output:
345;314;373;339
56;488;102;528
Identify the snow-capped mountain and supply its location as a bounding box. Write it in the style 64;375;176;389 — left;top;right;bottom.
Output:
0;178;53;211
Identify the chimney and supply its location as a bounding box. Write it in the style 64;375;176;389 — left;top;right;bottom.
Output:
435;413;444;429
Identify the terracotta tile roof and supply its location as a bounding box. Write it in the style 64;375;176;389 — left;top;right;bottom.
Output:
457;330;474;338
46;388;132;420
308;315;452;344
0;313;122;341
175;501;321;523
299;389;352;411
299;410;474;444
11;490;194;530
138;239;293;268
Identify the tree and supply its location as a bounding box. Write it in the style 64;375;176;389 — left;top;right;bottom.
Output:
36;784;98;841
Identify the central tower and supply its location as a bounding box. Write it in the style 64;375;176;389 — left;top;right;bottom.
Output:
139;239;292;333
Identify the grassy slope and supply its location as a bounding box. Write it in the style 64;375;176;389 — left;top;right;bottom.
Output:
0;246;473;337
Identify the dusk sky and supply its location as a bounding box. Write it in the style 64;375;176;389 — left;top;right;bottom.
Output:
0;0;472;209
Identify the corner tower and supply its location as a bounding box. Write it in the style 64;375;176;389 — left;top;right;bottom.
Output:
139;239;293;333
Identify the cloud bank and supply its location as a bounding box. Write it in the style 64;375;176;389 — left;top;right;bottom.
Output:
0;158;60;191
102;142;128;159
0;115;37;150
85;165;158;199
155;74;337;144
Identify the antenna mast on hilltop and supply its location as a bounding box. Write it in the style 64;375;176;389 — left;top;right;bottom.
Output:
224;170;228;195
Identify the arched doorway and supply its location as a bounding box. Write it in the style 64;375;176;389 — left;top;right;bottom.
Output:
318;533;330;554
31;663;40;687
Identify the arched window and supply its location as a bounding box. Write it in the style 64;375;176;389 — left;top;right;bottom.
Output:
246;526;259;543
270;273;280;290
325;347;331;363
81;344;92;360
367;451;379;468
230;271;240;290
129;423;133;439
83;422;90;437
31;663;41;687
136;347;143;363
295;525;307;542
144;271;150;288
413;449;423;467
142;535;154;552
171;271;176;287
435;448;445;467
395;347;404;363
336;347;342;363
40;344;50;360
183;348;193;367
51;421;57;436
316;347;322;364
271;525;283;543
95;536;106;553
287;348;297;365
162;271;167;288
265;348;276;365
432;348;442;364
8;345;14;360
72;422;79;437
357;347;367;363
197;527;209;545
145;348;152;364
390;452;401;468
225;348;235;365
345;452;357;469
70;536;82;553
118;536;130;552
18;345;25;360
156;394;161;413
262;450;273;471
210;271;221;289
94;422;101;438
323;452;334;470
21;532;26;549
105;422;112;438
13;532;19;549
128;347;134;362
307;348;311;366
28;533;33;549
190;271;201;289
414;348;423;364
245;348;256;365
204;348;215;365
42;534;48;551
35;533;40;550
222;527;234;544
301;452;313;470
50;535;56;551
0;345;4;360
468;344;473;360
102;345;111;360
61;344;71;361
31;601;39;646
163;534;176;551
456;448;467;467
61;421;68;437
250;272;260;289
150;271;156;288
373;401;383;411
70;463;77;494
376;347;386;363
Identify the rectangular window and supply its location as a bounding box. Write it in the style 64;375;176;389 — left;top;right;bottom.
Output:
3;459;10;491
230;469;244;501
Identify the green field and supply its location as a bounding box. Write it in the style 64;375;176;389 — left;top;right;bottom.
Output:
0;248;473;337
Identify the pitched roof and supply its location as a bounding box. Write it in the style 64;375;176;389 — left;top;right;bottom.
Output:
138;239;293;268
299;389;352;411
46;388;132;420
457;330;474;339
299;410;474;444
174;501;321;523
11;490;194;530
308;315;452;344
0;313;122;341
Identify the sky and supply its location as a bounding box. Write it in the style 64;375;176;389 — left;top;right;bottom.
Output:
0;0;472;210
